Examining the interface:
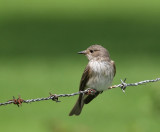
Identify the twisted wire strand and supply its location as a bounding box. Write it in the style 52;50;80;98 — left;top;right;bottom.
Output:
0;78;159;106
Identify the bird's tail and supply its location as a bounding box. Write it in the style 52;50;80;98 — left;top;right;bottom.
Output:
69;94;84;116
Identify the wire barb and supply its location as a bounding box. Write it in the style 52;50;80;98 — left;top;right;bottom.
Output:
8;95;23;107
0;78;160;107
120;78;127;93
49;93;60;102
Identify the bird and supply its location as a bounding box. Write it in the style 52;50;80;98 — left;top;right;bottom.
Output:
69;45;116;116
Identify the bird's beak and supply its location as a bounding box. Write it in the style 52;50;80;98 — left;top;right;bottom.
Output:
77;50;86;54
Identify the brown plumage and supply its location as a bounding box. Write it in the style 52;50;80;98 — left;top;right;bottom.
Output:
69;45;116;116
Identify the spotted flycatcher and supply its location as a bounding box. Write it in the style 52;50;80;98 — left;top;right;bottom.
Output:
69;45;116;116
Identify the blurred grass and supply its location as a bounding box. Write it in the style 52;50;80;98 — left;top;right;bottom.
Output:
0;0;160;132
1;0;160;20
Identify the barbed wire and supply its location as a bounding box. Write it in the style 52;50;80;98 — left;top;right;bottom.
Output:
0;78;160;107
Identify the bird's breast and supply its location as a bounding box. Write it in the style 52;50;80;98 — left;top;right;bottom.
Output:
87;60;114;91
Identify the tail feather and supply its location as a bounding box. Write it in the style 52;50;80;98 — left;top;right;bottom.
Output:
69;94;84;116
69;92;100;116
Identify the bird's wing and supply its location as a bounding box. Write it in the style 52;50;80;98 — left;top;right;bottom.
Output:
79;65;91;91
79;65;100;104
111;60;116;77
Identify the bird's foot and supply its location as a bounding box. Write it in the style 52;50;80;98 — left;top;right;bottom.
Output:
86;89;97;95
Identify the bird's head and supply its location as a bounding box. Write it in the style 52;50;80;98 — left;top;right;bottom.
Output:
78;45;110;61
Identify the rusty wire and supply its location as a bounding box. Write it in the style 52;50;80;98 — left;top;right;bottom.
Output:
0;78;160;107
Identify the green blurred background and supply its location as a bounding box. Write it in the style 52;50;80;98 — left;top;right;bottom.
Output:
0;0;160;132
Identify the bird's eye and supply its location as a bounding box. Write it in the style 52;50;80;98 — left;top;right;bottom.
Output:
90;50;93;53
